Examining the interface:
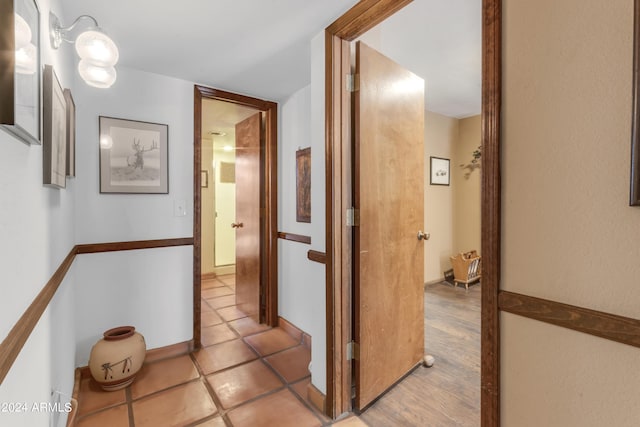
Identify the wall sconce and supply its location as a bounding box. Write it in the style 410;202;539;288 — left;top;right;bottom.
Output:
15;13;37;75
49;12;119;88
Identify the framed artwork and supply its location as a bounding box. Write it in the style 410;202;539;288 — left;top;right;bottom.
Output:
99;116;169;194
430;156;450;186
631;0;640;205
296;147;311;222
64;89;75;177
42;65;67;188
201;170;208;188
0;0;41;145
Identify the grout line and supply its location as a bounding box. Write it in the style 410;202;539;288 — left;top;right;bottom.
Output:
125;386;135;427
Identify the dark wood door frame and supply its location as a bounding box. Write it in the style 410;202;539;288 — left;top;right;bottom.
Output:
193;85;279;348
324;0;501;424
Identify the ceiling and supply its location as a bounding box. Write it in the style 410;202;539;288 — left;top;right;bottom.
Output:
59;0;480;118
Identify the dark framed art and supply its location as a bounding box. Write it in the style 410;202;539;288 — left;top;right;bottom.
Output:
64;89;75;177
0;0;41;145
631;0;640;205
99;116;169;194
430;156;450;186
42;65;66;188
296;147;311;222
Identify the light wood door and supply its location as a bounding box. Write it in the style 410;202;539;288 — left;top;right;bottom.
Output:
354;41;425;409
234;113;261;322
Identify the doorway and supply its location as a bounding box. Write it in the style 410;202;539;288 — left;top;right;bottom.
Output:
324;0;500;423
193;85;279;348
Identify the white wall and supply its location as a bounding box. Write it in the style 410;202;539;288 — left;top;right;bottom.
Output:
73;66;194;364
276;31;328;394
213;149;236;267
0;1;77;425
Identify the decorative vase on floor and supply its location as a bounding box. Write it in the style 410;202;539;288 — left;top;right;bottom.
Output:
89;326;146;391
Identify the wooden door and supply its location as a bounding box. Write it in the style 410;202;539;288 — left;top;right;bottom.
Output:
234;113;261;322
354;41;425;409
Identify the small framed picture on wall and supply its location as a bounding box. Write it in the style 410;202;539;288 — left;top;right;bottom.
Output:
430;156;450;186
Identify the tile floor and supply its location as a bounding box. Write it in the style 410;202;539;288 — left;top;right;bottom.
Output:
73;275;369;427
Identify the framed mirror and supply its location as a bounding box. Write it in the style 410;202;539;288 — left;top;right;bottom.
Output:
0;0;41;145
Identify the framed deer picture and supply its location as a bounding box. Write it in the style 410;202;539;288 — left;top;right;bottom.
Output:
99;116;169;193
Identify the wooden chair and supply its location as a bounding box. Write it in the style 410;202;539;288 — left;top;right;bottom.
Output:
450;251;481;290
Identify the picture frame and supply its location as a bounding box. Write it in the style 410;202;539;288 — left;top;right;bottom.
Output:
0;0;41;145
201;170;208;188
99;116;169;194
42;65;66;188
296;147;311;222
430;156;450;186
64;89;75;177
631;0;640;205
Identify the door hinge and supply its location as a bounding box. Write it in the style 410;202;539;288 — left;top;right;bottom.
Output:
346;74;359;92
346;207;360;227
346;341;359;361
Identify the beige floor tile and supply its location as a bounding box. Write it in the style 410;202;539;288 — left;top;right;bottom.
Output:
193;339;258;374
265;345;311;383
76;377;126;416
217;305;248;322
132;380;216;427
201;323;238;346
227;389;321;427
206;359;283;409
76;403;129;427
195;416;228;426
130;355;199;400
208;295;236;309
244;328;299;356
228;317;270;337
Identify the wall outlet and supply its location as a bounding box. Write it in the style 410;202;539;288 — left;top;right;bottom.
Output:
174;200;187;217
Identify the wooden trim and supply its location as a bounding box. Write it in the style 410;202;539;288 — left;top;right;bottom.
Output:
631;0;640;205
499;292;640;349
481;0;502;425
327;0;413;41
75;238;193;254
325;0;415;419
76;339;195;381
277;232;311;244
201;272;217;281
307;382;327;414
307;250;327;264
194;86;204;349
194;85;279;350
278;316;305;342
0;247;77;385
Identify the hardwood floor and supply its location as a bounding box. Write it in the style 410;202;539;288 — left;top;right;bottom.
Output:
359;281;480;427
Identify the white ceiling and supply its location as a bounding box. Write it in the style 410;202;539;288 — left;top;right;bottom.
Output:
59;0;480;118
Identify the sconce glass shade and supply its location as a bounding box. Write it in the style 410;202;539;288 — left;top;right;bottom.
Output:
15;43;37;75
75;30;119;67
15;14;32;49
78;60;117;88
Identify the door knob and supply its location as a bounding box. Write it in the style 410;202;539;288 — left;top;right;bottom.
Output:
231;222;244;228
417;231;430;241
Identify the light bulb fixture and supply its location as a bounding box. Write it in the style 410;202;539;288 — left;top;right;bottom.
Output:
49;12;119;88
14;13;36;75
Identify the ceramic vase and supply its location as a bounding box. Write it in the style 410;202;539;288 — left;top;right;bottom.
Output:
88;326;146;391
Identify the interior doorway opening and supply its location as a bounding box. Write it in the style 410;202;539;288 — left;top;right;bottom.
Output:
324;0;498;422
193;85;278;348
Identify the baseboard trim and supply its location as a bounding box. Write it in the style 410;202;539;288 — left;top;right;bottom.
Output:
201;272;217;281
76;339;195;380
278;316;312;348
307;382;327;414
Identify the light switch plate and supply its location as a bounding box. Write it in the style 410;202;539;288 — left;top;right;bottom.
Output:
174;199;187;217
